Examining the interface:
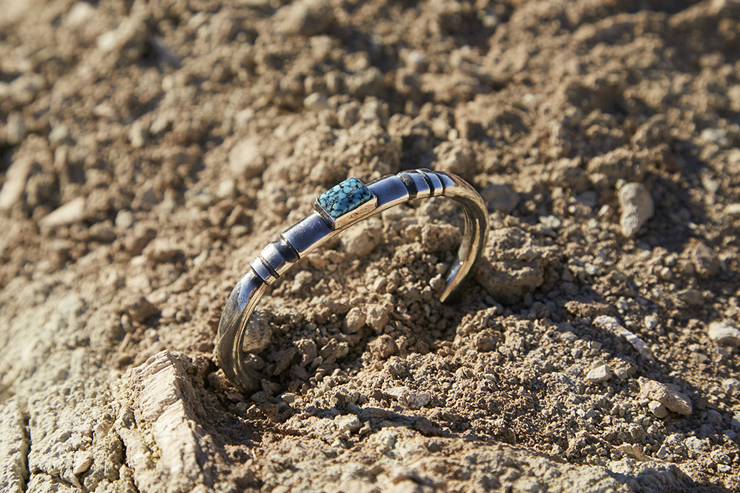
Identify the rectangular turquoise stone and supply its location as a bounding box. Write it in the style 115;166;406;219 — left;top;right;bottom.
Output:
318;177;373;218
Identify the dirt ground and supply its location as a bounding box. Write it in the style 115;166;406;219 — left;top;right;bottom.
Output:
1;0;740;491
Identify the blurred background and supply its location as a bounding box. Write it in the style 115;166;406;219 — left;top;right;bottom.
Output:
1;0;740;491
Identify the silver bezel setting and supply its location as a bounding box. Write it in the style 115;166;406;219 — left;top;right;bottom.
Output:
314;193;378;230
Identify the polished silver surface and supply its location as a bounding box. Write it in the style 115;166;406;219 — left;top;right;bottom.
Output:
249;257;274;284
281;212;333;257
260;242;291;276
400;170;432;199
367;174;410;210
215;169;490;391
419;169;444;196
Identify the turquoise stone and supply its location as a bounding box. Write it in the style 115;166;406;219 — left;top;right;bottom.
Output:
318;177;373;218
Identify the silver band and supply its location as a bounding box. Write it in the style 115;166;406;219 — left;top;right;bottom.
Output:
215;169;490;391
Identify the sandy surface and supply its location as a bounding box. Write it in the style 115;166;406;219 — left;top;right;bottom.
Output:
1;0;740;491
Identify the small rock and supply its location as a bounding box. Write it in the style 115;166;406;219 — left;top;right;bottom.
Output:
8;74;45;105
49;124;71;144
217;180;236;199
684;436;708;457
133;184;159;209
334;414;361;434
6;112;25;144
432;140;477;181
89;223;116;243
124;296;159;323
690;241;719;278
319;339;348;364
125;225;157;255
638;377;692;415
706;409;724;429
73;452;93;475
648;400;668;419
39;197;86;228
619;183;654;237
722;378;740;396
368;334;397;359
96;17;148;61
644;314;659;331
66;2;96;28
708;321;740;346
473;330;498;352
295;339;317;363
675;288;703;306
480;182;519;213
344;307;366;334
724;203;740;217
282;393;296;404
229;138;265;179
584;365;611;384
0;157;32;211
304;92;330;112
337;101;361;128
365;305;389;333
341;218;382;256
128;121;147;148
272;347;297;375
242;309;273;353
144;238;184;262
385;386;430;410
655;444;670;459
275;0;334;37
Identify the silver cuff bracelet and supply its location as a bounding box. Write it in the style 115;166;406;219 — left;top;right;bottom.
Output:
215;169;490;391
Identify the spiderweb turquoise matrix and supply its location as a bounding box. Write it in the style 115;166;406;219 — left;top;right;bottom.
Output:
318;177;373;218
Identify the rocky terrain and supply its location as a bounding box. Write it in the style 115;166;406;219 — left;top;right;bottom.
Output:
1;0;740;491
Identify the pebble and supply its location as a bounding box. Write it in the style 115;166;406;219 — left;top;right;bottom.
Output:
385;386;430;410
584;364;611;384
66;2;96;28
0;157;32;211
334;414;361;434
49;124;71;144
72;452;93;475
594;315;653;360
655;444;670;459
708;321;740;346
368;334;397;359
275;0;334;37
648;400;668;419
124;295;159;323
619;183;654;237
8;74;44;105
725;203;740;217
304;92;330;112
229;138;265;179
365;304;389;333
638;377;692;415
480;182;519;213
722;378;740;396
337;101;361;128
684;436;708;457
6;112;25;144
690;241;719;278
242;309;273;353
343;307;366;334
39;197;86;228
217;180;236;199
340;218;383;256
128;122;147;148
144;238;184;263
